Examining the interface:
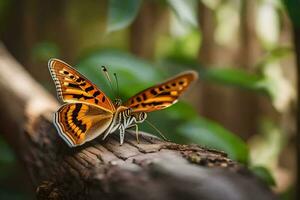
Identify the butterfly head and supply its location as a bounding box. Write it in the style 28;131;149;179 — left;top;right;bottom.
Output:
114;98;122;107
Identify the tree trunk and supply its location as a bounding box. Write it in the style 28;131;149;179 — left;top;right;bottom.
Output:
130;1;167;59
293;24;300;200
0;43;277;199
198;1;264;140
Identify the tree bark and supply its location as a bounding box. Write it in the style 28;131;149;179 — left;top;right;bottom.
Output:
0;43;277;200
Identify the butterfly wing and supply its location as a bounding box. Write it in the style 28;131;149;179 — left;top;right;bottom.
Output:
49;58;115;113
124;71;198;112
54;103;113;147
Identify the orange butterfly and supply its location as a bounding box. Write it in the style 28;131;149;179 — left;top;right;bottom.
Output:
49;58;198;147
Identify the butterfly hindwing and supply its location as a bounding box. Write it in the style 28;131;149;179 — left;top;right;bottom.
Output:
54;103;113;147
48;59;115;113
124;71;198;112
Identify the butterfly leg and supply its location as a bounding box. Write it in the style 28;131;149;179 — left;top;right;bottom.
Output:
119;125;125;145
133;124;140;144
133;124;139;144
126;124;139;144
103;123;120;140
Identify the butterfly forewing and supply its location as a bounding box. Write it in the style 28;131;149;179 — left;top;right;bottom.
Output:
49;59;115;113
54;103;113;147
124;71;198;112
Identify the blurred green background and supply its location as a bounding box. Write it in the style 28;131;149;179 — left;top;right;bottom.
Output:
0;0;298;199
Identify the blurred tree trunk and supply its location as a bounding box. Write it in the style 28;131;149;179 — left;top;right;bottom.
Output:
129;1;167;59
198;3;215;64
198;2;232;127
2;0;76;86
239;1;260;68
293;23;300;200
233;0;261;139
198;1;263;139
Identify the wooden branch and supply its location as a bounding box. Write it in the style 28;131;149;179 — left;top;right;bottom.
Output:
0;43;277;200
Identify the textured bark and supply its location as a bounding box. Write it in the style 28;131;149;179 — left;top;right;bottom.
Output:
0;43;277;200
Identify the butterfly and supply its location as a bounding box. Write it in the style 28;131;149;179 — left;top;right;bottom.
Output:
48;58;198;147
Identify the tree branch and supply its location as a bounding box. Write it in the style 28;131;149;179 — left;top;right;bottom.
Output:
0;43;277;200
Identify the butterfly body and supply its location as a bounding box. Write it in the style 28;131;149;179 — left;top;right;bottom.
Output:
49;58;197;147
102;106;147;145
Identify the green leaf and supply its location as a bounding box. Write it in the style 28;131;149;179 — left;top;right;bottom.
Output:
279;186;295;200
107;0;142;32
0;137;16;180
177;117;249;164
156;30;201;60
282;0;300;28
77;49;163;99
201;67;265;92
0;0;12;31
167;0;198;27
164;101;199;120
31;42;60;62
256;46;292;68
0;137;15;165
250;166;276;186
200;67;293;107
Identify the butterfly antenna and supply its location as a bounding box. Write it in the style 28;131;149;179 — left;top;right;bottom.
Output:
113;73;120;99
101;66;116;97
145;119;169;141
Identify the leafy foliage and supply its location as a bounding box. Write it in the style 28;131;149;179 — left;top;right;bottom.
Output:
250;166;276;186
107;0;142;32
201;67;265;92
178;116;249;163
166;0;198;28
31;42;60;62
0;137;15;165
